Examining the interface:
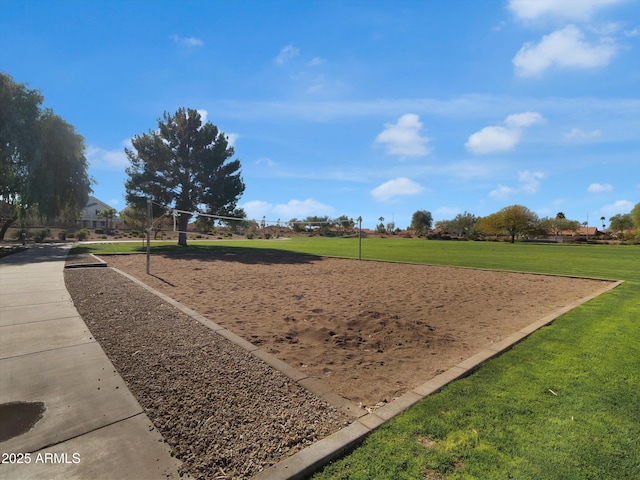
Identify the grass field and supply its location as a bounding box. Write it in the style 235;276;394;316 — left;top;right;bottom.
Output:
74;238;640;479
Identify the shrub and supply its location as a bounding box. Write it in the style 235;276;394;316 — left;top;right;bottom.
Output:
95;228;104;234
34;229;50;243
58;230;67;241
11;230;26;240
74;229;91;241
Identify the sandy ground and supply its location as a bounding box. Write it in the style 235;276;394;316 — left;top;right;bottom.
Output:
102;249;610;409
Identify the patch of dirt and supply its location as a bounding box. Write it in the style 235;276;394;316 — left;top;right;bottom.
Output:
103;250;609;407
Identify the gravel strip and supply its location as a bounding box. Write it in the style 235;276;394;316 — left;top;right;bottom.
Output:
64;266;351;479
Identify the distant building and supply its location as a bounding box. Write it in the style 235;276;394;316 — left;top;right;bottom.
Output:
78;196;123;229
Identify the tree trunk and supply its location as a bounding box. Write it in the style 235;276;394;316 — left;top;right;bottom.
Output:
0;216;17;240
177;212;190;246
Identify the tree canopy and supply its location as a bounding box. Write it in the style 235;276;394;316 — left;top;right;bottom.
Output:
436;211;478;239
477;205;539;243
409;210;433;236
125;108;245;246
630;202;640;231
609;213;634;240
0;72;92;239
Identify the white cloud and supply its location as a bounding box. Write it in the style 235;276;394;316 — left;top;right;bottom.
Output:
489;170;545;199
241;198;334;220
254;157;276;168
308;56;326;66
371;177;424;202
86;141;130;170
466;126;520;154
489;184;517;200
465;111;544;155
564;128;603;140
225;132;239;147
374;113;431;158
508;0;624;22
588;182;614;193
273;199;334;218
518;170;545;193
197;109;208;123
600;199;634;216
504;111;545;128
171;34;204;47
276;44;299;65
513;25;617;77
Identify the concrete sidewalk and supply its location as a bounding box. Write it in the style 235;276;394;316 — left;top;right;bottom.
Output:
0;244;183;480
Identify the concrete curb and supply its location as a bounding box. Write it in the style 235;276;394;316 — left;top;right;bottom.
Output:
103;261;622;480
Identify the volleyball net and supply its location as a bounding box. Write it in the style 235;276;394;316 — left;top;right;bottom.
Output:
148;200;362;240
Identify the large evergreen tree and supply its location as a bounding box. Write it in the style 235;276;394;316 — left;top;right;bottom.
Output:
125;108;245;246
0;73;92;239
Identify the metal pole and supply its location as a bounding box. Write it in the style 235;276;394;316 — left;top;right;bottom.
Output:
357;216;362;260
146;197;151;274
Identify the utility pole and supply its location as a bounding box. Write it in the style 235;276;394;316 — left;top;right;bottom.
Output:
357;216;362;260
146;197;151;274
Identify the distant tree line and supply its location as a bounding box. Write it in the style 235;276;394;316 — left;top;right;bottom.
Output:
407;203;640;243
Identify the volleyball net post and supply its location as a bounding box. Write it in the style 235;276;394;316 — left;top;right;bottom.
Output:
146;196;152;275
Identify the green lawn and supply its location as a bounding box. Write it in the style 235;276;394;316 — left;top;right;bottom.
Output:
74;238;640;479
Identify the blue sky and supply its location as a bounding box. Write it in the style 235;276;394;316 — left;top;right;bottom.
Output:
1;0;638;230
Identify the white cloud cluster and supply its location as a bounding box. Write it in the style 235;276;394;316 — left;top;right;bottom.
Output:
171;34;204;47
564;128;603;140
600;199;634;216
588;182;613;193
375;113;431;158
465;112;544;154
513;25;617;77
489;170;545;199
275;44;300;65
241;198;334;220
370;177;424;202
508;0;624;22
508;0;626;77
86;141;131;170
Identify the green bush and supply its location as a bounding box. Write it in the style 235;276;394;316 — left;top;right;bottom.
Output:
74;229;91;241
58;230;67;241
95;228;104;234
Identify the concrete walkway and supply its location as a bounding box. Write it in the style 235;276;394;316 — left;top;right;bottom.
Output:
0;244;183;480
